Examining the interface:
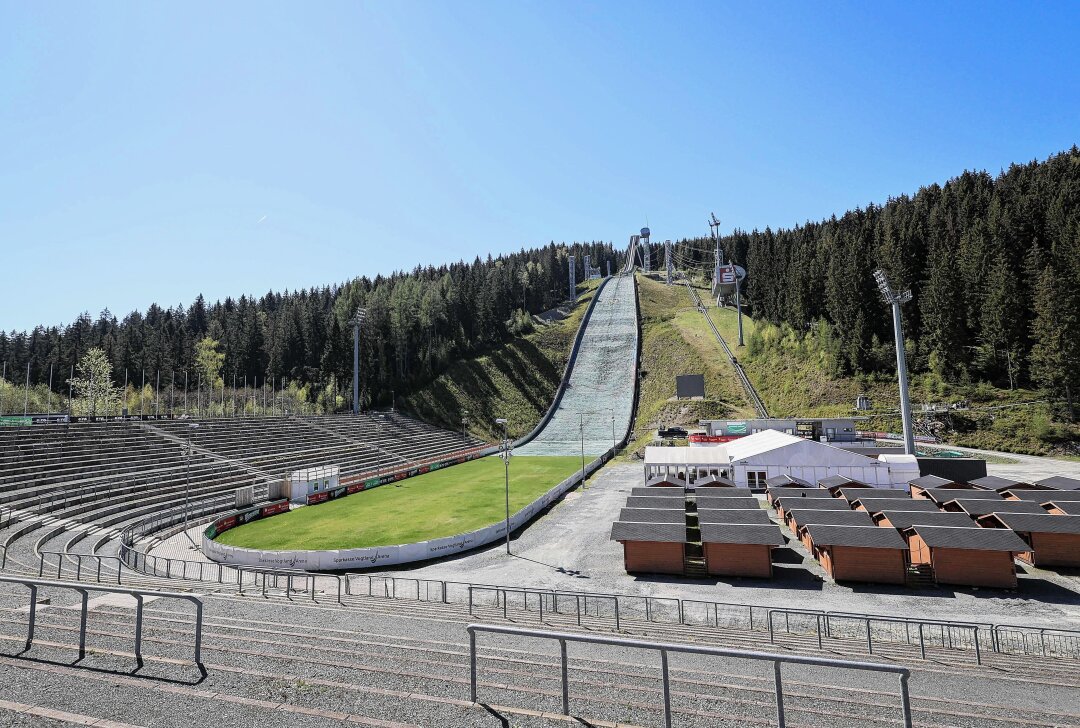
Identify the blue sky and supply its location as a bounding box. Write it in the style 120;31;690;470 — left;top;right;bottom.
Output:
2;1;1078;332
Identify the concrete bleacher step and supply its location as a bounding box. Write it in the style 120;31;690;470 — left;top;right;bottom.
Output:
1;597;1072;728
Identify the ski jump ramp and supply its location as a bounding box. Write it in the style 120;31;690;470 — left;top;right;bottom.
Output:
517;274;639;456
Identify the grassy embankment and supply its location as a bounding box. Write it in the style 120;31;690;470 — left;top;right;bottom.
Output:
623;274;755;456
403;279;601;443
704;304;1079;457
216;455;584;550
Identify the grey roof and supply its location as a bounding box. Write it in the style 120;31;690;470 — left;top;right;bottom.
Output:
695;496;761;510
875;511;977;529
774;496;851;511
836;486;878;501
787;510;875;528
691;487;756;498
1006;489;1080;502
943;499;1047;517
817;475;863;488
980;513;1080;535
646;474;686;487
697;508;774;525
765;474;813;488
852;497;938;513
909;474;959;489
767;487;832;499
1043;501;1080;515
700;523;786;546
694;475;738;488
802;524;907;549
631;487;687;497
625;496;685;509
610;521;686;543
1035;476;1080;491
922;488;1002;503
904;525;1029;552
619;508;686;524
968;475;1031;492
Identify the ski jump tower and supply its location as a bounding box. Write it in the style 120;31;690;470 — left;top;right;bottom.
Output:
640;228;651;272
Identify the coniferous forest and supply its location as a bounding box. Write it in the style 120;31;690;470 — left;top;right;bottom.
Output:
0;242;617;414
678;148;1080;420
2;149;1079;423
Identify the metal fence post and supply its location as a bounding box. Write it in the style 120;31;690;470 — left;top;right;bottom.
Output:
193;599;204;666
134;594;144;664
559;638;570;715
816;615;823;649
660;649;673;728
24;584;37;650
773;660;786;728
899;672;913;728
77;588;89;660
576;595;581;626
615;598;620;631
866;619;873;654
768;611;775;643
973;627;981;665
469;628;478;704
918;623;926;660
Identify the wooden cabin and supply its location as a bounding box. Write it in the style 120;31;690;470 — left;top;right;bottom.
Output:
624;495;685;510
619;508;685;524
646;474;686;488
700;523;785;578
802;525;908;584
940;498;1046;519
919;488;1002;506
909;474;972;499
873;510;976;531
787;509;874;550
772;495;850;521
967;475;1041;493
765;486;832;507
978;513;1080;568
850;497;938;515
694;475;739;488
1034;476;1080;491
817;475;870;497
903;525;1029;589
697;508;773;525
610;522;686;574
1004;489;1080;503
834;486;880;503
695;496;761;511
1043;501;1080;516
764;474;814;490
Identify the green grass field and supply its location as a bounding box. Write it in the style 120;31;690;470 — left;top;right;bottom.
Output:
215;455;589;550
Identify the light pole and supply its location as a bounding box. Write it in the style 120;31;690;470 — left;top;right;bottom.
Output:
495;418;511;555
183;423;200;545
579;413;586;490
462;409;469;444
873;269;916;456
612;413;616;455
352;307;367;415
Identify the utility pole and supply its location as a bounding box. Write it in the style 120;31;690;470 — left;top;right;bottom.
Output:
23;361;30;415
579;413;586;489
568;255;577;304
873;269;916;456
665;240;673;285
641;228;651;273
183;423;200;545
352;307;367;415
496;418;511;555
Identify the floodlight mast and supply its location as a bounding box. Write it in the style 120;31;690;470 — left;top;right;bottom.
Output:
873;270;916;456
351;308;367;415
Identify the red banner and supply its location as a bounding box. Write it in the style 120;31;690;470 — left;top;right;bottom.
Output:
689;434;743;444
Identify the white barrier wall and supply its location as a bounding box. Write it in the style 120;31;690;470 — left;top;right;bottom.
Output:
203;456;606;570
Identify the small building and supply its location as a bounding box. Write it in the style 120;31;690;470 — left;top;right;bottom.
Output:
1004;489;1080;503
978;513;1080;568
610;522;686;574
940;498;1047;519
701;417;867;444
691;487;756;499
802;525;908;584
821;479;872;499
642;445;727;486
697;508;774;525
834;486;880;503
695;475;739;488
764;474;813;489
766;486;833;507
902;525;1029;589
1043;501;1080;515
873;510;977;530
850;497;939;515
700;523;786;578
695;496;761;511
908;474;973;499
919;488;1003;506
619;508;685;524
772;495;851;521
787;510;874;549
1035;476;1080;491
967;475;1041;493
287;465;341;504
624;495;685;510
646;474;686;488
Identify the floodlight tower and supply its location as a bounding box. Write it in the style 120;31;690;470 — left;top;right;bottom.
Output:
351;307;367;415
568;255;577;303
641;228;651;272
664;240;673;284
873;270;915;456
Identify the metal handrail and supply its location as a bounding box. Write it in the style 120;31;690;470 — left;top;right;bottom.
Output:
466;623;912;728
0;575;204;666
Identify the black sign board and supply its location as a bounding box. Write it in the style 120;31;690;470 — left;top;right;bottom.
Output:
675;374;706;399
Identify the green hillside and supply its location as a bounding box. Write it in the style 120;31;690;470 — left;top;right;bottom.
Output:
402;280;601;442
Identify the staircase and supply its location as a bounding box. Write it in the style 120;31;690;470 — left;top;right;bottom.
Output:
906;563;935;588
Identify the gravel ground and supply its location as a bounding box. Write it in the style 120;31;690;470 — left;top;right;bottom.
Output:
517;274;638;457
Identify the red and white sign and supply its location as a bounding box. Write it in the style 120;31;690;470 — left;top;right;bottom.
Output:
689;433;744;445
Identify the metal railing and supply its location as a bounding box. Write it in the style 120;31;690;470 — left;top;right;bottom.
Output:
0;575;204;666
467;623;912;728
